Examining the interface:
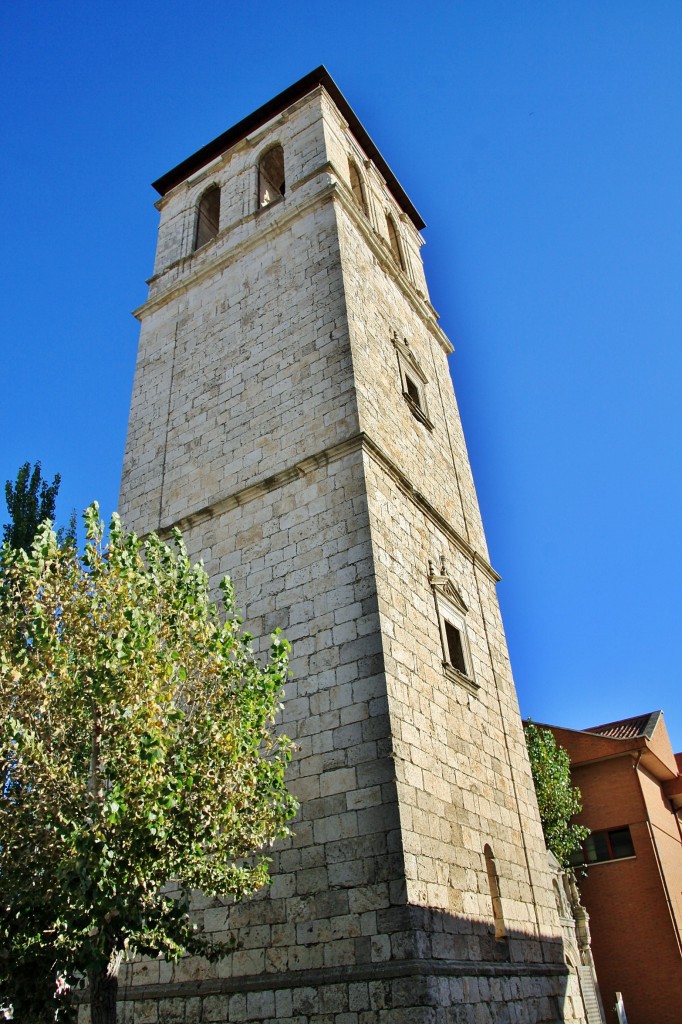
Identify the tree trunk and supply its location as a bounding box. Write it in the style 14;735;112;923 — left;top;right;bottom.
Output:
89;966;118;1024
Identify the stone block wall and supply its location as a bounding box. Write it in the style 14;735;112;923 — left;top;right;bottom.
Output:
121;90;358;538
111;76;587;1022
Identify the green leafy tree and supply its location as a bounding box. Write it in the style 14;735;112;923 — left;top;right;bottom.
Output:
524;721;589;868
0;505;297;1023
3;461;76;552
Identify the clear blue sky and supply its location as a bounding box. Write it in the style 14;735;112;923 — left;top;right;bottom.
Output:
1;2;680;748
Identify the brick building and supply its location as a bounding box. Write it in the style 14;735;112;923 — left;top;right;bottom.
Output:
115;68;591;1021
542;712;682;1024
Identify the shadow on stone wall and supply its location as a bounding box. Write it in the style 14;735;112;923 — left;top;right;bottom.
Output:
83;903;584;1024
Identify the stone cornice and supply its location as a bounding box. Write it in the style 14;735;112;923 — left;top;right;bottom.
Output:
157;433;365;537
155;432;500;585
361;434;501;583
133;176;340;322
134;167;452;361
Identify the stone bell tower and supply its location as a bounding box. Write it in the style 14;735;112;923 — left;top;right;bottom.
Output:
119;68;587;1022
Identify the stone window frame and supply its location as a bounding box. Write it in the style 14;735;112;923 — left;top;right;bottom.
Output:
257;143;286;210
429;558;478;694
392;334;434;430
193;183;221;252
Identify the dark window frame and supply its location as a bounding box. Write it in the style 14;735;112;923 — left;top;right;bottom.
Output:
571;826;636;866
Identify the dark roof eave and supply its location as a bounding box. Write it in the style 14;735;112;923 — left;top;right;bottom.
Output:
151;66;426;232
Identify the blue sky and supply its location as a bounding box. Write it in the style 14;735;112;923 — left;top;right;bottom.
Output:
1;2;680;748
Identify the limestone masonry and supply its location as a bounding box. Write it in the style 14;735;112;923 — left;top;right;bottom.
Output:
115;68;591;1023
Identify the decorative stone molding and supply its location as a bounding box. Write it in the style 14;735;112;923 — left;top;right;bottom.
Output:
392;332;434;429
428;556;479;694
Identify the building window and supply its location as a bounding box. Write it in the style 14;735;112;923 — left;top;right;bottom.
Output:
444;620;467;675
193;184;221;251
259;144;285;208
404;373;422;409
438;603;472;680
385;213;405;270
348;159;369;216
429;557;478;693
570;826;635;866
392;334;433;429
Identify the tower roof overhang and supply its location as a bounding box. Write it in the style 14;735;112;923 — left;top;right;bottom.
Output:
151;66;426;231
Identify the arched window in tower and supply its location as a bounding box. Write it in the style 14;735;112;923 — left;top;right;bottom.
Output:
259;145;286;208
193;184;221;251
385;213;405;271
483;845;507;940
348;159;368;216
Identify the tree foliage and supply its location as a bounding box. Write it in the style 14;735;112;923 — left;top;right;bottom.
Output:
3;461;75;552
524;721;589;868
0;506;297;1022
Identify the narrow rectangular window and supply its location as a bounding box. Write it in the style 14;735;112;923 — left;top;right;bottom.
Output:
259;145;285;208
405;375;421;408
444;620;467;675
194;185;221;251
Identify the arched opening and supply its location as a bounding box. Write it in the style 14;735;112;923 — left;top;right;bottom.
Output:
553;879;565;918
348;160;368;215
385;213;405;270
483;844;507;939
259;145;285;207
193;184;221;251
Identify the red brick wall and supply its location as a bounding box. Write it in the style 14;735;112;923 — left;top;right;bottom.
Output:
572;757;682;1024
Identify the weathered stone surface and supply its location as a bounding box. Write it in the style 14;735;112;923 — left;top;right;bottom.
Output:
112;73;590;1023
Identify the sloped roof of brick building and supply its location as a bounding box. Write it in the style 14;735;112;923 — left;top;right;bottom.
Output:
584;711;661;741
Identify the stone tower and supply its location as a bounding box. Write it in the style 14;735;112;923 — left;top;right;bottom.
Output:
119;68;587;1023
